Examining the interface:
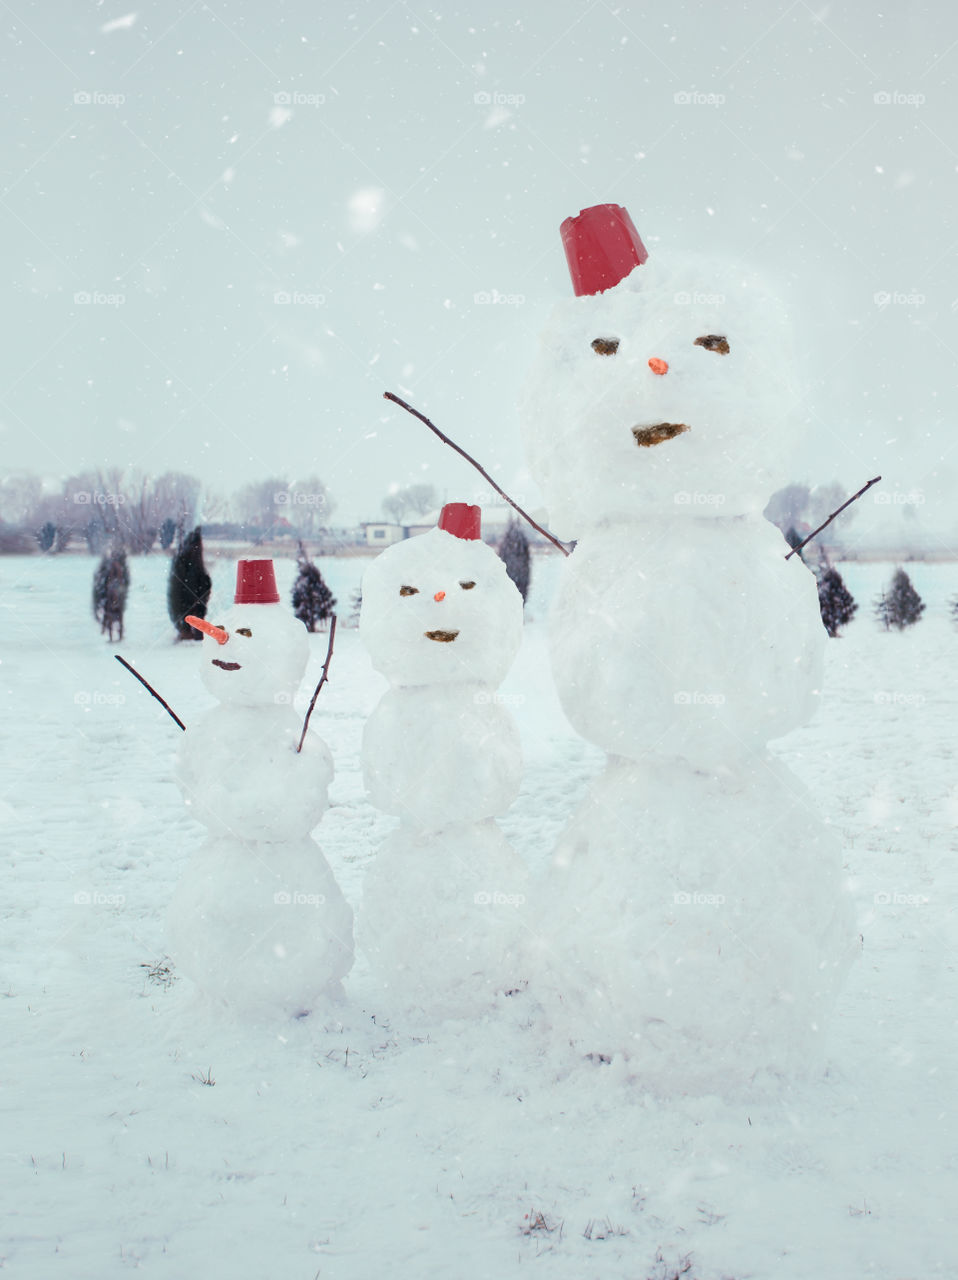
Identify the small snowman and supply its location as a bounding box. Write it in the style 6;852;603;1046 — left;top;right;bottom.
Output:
358;503;527;1016
519;205;852;1088
168;558;353;1016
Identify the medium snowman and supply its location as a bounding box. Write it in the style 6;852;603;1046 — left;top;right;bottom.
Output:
358;503;527;1016
168;558;353;1016
520;204;852;1089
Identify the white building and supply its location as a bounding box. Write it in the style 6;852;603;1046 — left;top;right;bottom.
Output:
362;522;406;547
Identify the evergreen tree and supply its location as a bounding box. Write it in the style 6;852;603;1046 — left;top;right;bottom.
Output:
348;588;362;628
92;547;130;642
875;567;925;631
498;519;531;604
168;526;212;640
37;521;56;552
817;567;857;638
784;526;806;561
159;517;177;550
291;541;336;632
85;514;107;555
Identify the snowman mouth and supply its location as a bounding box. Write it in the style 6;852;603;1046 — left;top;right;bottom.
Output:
425;630;459;643
632;422;690;448
212;659;242;671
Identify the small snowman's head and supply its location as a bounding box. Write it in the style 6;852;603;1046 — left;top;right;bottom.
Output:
187;560;308;708
521;203;797;536
360;503;523;688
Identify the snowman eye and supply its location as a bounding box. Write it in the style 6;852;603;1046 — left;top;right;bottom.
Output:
459;580;476;590
399;585;419;596
236;627;252;637
591;337;619;356
694;334;730;355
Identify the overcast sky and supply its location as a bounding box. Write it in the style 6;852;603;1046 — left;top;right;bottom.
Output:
1;1;956;544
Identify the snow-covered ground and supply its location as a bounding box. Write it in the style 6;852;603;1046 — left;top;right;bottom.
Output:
2;550;955;1279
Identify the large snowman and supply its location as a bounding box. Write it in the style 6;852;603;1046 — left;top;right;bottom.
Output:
358;503;528;1017
169;558;353;1016
520;204;853;1090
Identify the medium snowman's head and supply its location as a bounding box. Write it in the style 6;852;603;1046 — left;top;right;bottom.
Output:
186;560;308;708
360;503;523;688
520;203;797;537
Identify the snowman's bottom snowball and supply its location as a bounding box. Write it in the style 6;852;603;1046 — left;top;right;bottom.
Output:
167;837;354;1015
526;755;855;1092
359;819;529;1018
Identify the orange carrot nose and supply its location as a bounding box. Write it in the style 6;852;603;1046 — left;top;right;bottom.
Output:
434;590;446;602
185;615;229;645
648;357;669;376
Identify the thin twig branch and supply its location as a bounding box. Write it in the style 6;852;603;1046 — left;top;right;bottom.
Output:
114;655;186;731
785;475;882;560
382;391;570;556
297;615;337;754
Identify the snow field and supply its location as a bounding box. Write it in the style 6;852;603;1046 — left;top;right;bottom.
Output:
1;551;955;1278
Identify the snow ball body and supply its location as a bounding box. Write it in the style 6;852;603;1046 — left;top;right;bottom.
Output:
551;519;825;768
528;755;854;1090
167;836;354;1016
362;685;522;830
520;253;799;538
359;820;529;1017
360;526;524;689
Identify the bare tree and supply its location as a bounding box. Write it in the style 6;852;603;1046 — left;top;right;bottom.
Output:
381;490;407;524
807;482;855;541
764;483;810;535
106;469;156;553
151;471;201;528
403;483;438;517
381;483;437;526
288;475;334;535
234;477;290;529
0;472;42;525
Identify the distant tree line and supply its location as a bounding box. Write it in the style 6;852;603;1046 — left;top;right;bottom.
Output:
0;469;336;555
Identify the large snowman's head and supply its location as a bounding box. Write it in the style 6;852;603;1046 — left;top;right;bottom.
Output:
187;560;308;708
520;203;798;537
360;503;523;689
